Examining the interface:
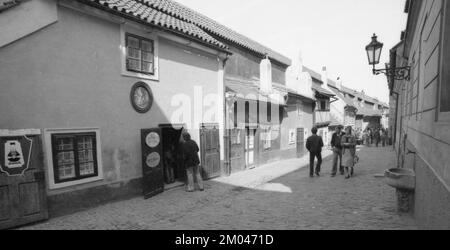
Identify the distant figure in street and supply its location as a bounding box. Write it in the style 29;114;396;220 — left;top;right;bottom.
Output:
306;127;324;177
181;131;204;192
341;126;357;179
381;128;388;147
330;125;344;177
374;128;381;147
367;128;373;146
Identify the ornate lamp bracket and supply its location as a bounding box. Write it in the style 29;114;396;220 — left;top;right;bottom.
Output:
372;65;411;81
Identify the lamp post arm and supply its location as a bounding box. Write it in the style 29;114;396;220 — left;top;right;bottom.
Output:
372;66;411;81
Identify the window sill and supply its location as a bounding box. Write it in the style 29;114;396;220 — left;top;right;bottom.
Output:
49;176;104;190
121;70;159;82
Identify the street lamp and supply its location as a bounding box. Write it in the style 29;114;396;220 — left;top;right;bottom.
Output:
365;33;411;81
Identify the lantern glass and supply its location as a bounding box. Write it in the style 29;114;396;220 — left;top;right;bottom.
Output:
365;34;383;65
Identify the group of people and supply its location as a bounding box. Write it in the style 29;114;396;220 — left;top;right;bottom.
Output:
306;126;357;179
362;127;389;147
164;131;204;192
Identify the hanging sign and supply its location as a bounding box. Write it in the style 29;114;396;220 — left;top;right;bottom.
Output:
0;136;33;176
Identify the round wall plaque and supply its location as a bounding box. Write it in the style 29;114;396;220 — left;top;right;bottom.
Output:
130;82;153;113
145;132;160;148
146;152;161;168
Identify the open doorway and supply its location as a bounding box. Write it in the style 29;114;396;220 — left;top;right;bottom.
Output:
159;124;185;190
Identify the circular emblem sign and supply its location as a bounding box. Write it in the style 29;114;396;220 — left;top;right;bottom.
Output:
145;132;160;148
130;82;153;113
146;152;161;168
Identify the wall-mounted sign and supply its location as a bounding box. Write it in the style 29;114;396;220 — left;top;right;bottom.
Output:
0;136;32;176
145;132;160;148
130;82;153;113
146;152;160;168
289;129;296;145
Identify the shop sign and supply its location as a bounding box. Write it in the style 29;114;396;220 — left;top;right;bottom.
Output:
146;152;161;168
146;132;160;148
0;136;33;176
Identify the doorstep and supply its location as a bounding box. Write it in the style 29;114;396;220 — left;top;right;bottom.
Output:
164;181;185;191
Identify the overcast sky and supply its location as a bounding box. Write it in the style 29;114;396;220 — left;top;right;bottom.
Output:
176;0;408;103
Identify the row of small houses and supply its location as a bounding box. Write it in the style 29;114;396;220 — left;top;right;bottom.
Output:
0;0;388;228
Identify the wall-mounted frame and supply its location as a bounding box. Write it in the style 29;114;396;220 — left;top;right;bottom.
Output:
130;82;153;113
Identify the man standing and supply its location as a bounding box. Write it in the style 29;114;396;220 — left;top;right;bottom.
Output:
306;127;324;177
330;125;344;177
181;131;204;192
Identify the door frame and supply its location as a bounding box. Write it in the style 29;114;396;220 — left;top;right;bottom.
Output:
244;125;259;169
200;123;221;180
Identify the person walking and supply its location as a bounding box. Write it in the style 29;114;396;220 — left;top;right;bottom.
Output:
374;128;381;147
341;126;357;179
306;127;324;178
380;128;385;147
181;131;204;192
330;125;344;177
368;128;373;146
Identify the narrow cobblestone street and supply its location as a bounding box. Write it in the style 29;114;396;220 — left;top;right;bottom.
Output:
22;146;417;230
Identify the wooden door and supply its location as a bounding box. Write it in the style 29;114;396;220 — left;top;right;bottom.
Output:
0;134;48;229
200;124;221;180
245;128;257;169
296;128;305;158
141;128;164;199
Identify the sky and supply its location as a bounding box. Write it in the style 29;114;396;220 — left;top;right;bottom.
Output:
175;0;408;103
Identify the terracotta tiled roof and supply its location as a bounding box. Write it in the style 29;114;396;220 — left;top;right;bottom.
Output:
329;87;357;108
312;83;335;97
81;0;291;66
356;106;382;117
303;66;323;83
81;0;227;50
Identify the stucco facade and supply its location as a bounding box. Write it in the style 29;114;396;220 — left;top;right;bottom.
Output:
0;2;227;216
390;0;450;229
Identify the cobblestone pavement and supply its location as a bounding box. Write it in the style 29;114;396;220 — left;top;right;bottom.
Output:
22;146;417;230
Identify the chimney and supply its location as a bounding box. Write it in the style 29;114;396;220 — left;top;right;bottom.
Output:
336;77;343;90
321;66;328;86
297;51;304;78
260;55;272;94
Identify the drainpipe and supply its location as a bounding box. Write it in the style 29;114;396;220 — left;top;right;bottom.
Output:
222;57;231;176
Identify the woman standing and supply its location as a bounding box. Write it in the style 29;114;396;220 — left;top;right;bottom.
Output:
341;126;357;179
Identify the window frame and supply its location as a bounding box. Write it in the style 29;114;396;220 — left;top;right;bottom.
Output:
121;24;159;81
125;33;155;75
51;132;99;184
44;128;104;190
263;127;272;150
438;0;450;121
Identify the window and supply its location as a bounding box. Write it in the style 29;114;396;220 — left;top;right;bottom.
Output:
263;127;272;149
317;99;329;111
233;102;238;128
267;102;272;122
297;102;303;116
231;129;241;145
51;133;98;184
440;0;450;117
126;33;155;75
44;128;103;190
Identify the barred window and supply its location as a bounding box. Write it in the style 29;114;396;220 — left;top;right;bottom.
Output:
51;133;98;184
126;33;155;75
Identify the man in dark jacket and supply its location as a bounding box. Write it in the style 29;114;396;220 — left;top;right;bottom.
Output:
330;125;344;177
306;127;324;177
181;131;204;192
